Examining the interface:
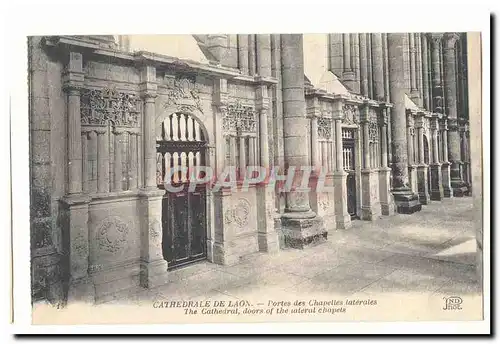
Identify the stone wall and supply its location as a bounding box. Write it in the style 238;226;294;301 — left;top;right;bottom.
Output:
29;36;66;304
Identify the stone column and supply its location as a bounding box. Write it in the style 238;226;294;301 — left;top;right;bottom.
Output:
238;135;246;179
342;33;356;91
416;33;424;106
113;128;124;191
280;34;325;247
138;65;167;288
256;84;280;253
129;131;139;190
61;51;94;303
360;104;381;220
257;34;272;78
421;34;431;110
351;33;361;93
415;113;430;204
378;105;395;215
310;116;319;170
332;101;351;229
443;32;468;196
440;119;453;197
359;34;369;97
238;34;249;74
96;128;110;193
428;33;444;114
429;116;444;200
367;34;374;98
387;33;421;214
248;34;256;76
407;110;418;193
409;33;420;103
371;33;385;101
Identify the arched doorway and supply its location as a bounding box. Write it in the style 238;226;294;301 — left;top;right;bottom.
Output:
156;112;208;270
423;134;431;192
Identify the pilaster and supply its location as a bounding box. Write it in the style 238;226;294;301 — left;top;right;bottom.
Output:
440;118;453;198
360;103;381;220
60;194;94;303
430;116;444;200
415;112;430;204
378;105;396;215
256;83;280;253
138;65;168;288
333;101;352;229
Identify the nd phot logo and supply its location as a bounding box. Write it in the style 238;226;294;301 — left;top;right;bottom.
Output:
443;296;463;310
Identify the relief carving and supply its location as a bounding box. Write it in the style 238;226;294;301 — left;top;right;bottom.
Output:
72;231;88;258
223;198;251;229
369;109;379;143
317;117;332;140
80;87;140;127
319;198;330;212
164;76;203;113
149;218;162;246
97;216;130;254
343;104;359;125
233;198;251;228
222;100;257;134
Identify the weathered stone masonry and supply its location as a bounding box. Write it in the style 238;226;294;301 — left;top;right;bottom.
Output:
29;33;472;305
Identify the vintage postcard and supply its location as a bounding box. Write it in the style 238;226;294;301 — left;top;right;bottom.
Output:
9;5;490;334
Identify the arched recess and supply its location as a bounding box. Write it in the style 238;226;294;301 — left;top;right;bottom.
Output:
155;109;210;270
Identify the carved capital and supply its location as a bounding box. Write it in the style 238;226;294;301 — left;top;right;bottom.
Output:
62;71;85;94
139;81;158;100
427;33;444;47
406;109;416;128
443;32;461;49
447;117;459;131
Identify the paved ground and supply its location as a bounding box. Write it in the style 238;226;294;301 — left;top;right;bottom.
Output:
104;197;480;305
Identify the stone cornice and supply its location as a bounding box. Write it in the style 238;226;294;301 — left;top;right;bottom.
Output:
43;35;278;86
304;87;392;109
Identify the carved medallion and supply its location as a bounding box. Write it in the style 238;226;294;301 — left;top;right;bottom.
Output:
97;216;129;254
233;198;251;228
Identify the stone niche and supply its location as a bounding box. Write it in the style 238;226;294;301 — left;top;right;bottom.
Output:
88;197;141;303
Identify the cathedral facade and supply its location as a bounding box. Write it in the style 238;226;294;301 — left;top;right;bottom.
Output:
28;33;472;305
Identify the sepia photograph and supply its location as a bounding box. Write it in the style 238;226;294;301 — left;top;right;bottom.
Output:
26;31;484;323
6;3;490;335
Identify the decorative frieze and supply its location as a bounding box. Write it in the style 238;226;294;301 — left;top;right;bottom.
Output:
222;101;257;134
80;87;140;127
163;76;203;113
317;117;332;140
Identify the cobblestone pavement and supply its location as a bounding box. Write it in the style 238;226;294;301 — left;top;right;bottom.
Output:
103;197;480;305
